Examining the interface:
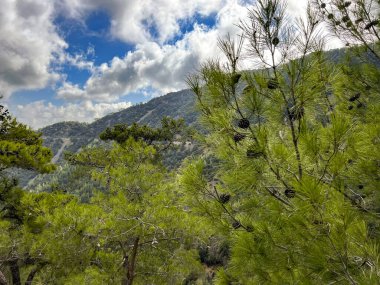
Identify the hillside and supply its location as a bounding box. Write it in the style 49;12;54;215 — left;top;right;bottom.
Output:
27;48;349;191
39;47;350;159
23;89;199;194
40;89;198;160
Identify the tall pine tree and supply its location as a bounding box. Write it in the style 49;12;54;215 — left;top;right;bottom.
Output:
183;0;379;283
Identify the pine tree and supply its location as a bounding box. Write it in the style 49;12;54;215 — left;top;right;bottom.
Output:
66;127;204;284
0;104;54;173
183;0;380;283
0;104;56;284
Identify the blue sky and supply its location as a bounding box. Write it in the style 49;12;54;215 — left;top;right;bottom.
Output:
0;0;308;128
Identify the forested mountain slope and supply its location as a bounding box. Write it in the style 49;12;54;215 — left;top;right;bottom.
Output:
39;47;349;161
40;89;197;160
24;89;199;193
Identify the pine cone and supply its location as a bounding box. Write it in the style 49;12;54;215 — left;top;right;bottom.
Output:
267;78;279;89
272;37;280;46
233;133;246;142
238;118;250;129
348;93;360;101
284;188;296;198
246;225;254;232
246;148;263;159
365;20;379;30
219;193;231;204
232;221;241;229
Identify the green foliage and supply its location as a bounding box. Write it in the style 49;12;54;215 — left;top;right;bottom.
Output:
63;138;205;284
0;107;54;285
26;162;103;202
2;1;380;284
1;113;205;284
100;122;162;144
183;0;380;284
99;116;189;146
0;105;54;173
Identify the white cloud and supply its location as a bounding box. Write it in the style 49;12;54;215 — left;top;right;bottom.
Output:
12;100;132;129
0;0;242;103
57;82;86;100
287;0;308;19
1;0;238;128
60;0;340;102
286;0;344;49
57;25;215;101
2;0;346;129
57;0;250;102
0;0;67;97
59;0;225;44
0;0;344;103
63;53;95;72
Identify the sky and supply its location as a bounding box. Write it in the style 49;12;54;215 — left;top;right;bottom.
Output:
1;0;323;129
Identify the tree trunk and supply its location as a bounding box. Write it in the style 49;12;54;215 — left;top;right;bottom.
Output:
24;268;37;285
25;263;46;285
0;269;7;285
9;261;21;285
121;237;140;285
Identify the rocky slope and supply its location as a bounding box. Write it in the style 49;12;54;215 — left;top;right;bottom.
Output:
40;89;198;161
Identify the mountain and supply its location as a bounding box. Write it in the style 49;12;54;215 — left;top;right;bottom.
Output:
38;47;350;160
22;89;199;196
26;47;351;192
40;89;198;161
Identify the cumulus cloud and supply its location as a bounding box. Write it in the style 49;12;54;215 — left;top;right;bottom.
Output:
57;0;250;102
0;0;67;97
59;0;225;44
1;0;244;128
12;100;132;129
57;25;214;101
59;0;337;103
57;82;86;100
1;0;345;129
63;52;95;72
1;0;245;108
287;0;308;19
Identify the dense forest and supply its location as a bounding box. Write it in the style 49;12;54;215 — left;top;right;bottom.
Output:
1;0;379;284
